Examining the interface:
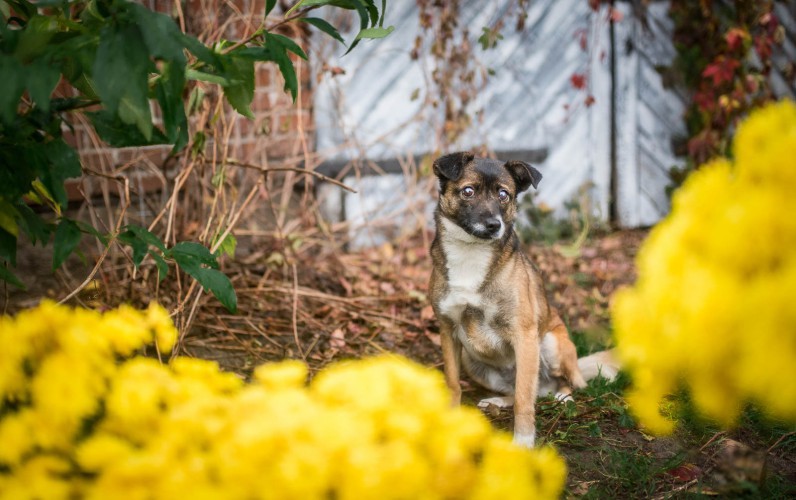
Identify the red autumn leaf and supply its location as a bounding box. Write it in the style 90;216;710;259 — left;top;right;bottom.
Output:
702;57;740;86
688;129;719;164
584;95;596;107
745;74;760;94
725;28;748;52
666;463;703;483
588;0;600;12
570;73;587;90
694;89;715;112
759;11;779;34
575;28;588;51
754;35;773;61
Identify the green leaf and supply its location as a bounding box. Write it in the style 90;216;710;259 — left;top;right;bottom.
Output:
127;3;189;64
15;15;58;62
117;229;149;267
88;111;170;147
26;56;61;113
58;34;100;99
118;225;167;270
123;3;189;151
180;34;219;67
0;263;25;289
74;220;108;246
188;266;237;313
169;242;236;312
93;24;154;139
0;228;17;267
149;250;168;282
52;218;81;270
15;203;53;245
265;0;277;16
215;233;237;258
4;0;37;21
238;33;302;101
362;0;379;26
349;0;371;30
0;55;26;125
40;138;82;208
155;61;189;151
300;17;346;45
169;241;219;268
0;145;38;202
0;200;19;237
122;224;167;252
266;32;307;60
284;0;320;17
185;68;231;86
355;25;394;40
219;54;255;118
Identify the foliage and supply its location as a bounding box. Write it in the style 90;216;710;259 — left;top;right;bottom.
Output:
0;301;565;499
0;0;390;310
518;183;606;247
612;101;796;434
667;0;786;188
412;0;530;149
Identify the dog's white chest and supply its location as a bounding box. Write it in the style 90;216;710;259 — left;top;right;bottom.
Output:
437;220;493;322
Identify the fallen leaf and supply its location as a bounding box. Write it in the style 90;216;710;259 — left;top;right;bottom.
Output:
666;463;702;483
420;305;435;321
424;330;441;346
571;480;599;496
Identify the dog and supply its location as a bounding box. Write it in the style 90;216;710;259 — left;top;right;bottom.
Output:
428;152;618;447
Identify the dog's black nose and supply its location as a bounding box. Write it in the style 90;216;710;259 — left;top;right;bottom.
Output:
485;218;501;233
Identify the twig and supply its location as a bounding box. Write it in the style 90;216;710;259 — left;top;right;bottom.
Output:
651;478;700;500
59;177;131;305
225;159;357;193
766;431;796;454
2;276;8;315
242;318;286;349
179;288;205;352
291;262;305;359
699;431;726;453
221;5;321;54
210;180;262;254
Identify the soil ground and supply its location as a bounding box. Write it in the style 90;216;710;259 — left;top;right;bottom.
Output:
180;227;796;498
6;228;795;498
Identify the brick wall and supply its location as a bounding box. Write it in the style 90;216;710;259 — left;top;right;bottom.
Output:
62;0;313;201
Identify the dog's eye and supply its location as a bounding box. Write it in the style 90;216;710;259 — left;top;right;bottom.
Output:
498;189;510;202
461;186;475;198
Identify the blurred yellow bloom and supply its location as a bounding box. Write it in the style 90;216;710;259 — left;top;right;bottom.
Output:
0;302;565;499
613;100;796;433
253;359;307;389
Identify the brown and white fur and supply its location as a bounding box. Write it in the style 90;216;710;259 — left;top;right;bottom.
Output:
428;152;618;448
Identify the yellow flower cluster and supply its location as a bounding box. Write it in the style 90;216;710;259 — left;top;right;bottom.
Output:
0;302;565;499
612;100;796;434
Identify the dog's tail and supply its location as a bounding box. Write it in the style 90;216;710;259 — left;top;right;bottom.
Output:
577;349;620;382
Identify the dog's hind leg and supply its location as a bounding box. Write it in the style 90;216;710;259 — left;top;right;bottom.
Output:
461;351;515;393
461;351;517;408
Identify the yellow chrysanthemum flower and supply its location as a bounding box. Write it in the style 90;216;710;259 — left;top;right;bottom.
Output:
1;302;565;499
613;100;796;433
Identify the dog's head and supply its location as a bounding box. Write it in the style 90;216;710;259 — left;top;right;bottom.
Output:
433;152;542;240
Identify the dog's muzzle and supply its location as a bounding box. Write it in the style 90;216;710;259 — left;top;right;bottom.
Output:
471;217;504;240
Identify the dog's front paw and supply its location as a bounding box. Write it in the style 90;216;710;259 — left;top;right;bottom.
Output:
513;429;536;448
477;396;515;409
554;392;574;403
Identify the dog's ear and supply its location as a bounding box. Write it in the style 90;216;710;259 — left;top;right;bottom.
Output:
433;152;474;181
505;160;542;193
